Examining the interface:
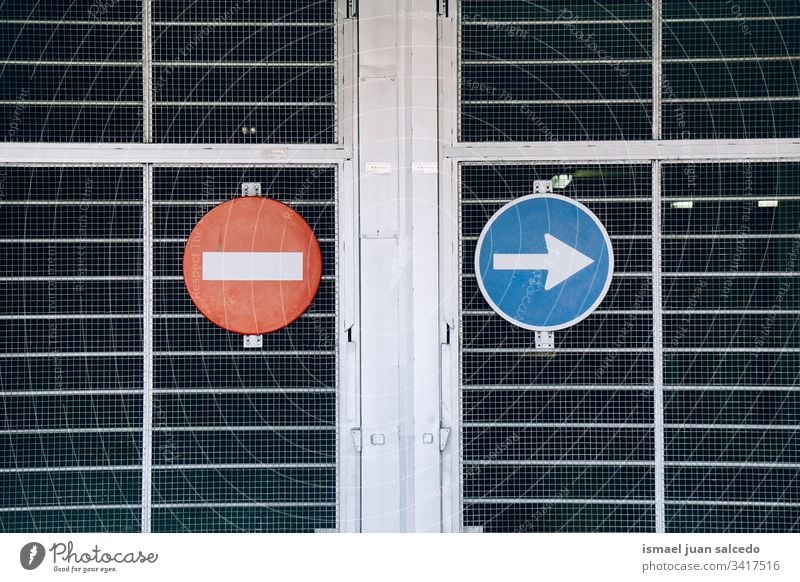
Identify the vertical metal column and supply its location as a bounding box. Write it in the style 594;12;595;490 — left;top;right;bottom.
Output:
652;161;666;532
652;1;666;532
408;0;442;532
358;0;403;532
141;164;154;533
438;1;461;534
358;0;443;532
652;0;662;140
142;0;152;143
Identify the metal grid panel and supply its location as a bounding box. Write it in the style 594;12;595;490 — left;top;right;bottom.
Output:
151;1;337;144
459;1;653;141
662;1;800;139
459;163;655;532
662;162;800;532
151;166;338;532
0;1;338;144
0;1;144;142
0;166;144;532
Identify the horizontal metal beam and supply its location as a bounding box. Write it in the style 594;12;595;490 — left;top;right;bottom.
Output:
0;314;142;320
0;465;140;473
462;384;653;391
463;59;651;66
0;505;139;513
1;388;334;396
0;350;335;358
464;19;651;26
0;238;143;243
0;144;351;165
464;498;651;505
152;502;336;509
154;101;334;107
463;384;799;392
151;21;333;28
0;100;333;107
154;350;336;356
464;460;800;468
465;459;654;466
0;275;142;281
0;19;141;25
464;422;653;429
666;500;800;508
667;424;800;431
153;61;334;67
463;99;650;106
664;385;800;391
445;139;800;161
465;499;800;508
466;97;800;105
0;428;140;435
152;425;334;432
0;351;142;358
463;347;650;354
152;463;334;470
152;387;336;394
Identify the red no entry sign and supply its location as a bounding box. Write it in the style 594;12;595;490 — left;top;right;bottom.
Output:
182;196;322;335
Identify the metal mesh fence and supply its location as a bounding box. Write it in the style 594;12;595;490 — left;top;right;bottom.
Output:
458;1;800;142
152;1;337;144
0;164;339;532
662;162;800;532
459;1;654;141
0;0;338;143
662;1;800;139
459;163;656;532
459;161;800;533
0;1;144;142
151;166;338;532
0;166;144;532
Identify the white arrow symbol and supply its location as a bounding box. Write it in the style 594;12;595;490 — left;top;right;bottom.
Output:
492;234;595;291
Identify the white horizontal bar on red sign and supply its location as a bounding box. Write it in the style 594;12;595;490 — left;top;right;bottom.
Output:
202;252;304;281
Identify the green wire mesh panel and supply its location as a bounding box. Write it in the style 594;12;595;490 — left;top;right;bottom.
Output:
0;166;144;532
662;1;800;139
459;1;653;141
662;162;800;532
151;166;338;532
459;163;656;532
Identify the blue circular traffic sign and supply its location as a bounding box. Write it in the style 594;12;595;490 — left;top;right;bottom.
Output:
475;193;614;331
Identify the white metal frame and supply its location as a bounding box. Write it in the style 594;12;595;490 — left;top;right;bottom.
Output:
0;0;360;534
438;0;800;533
5;0;800;534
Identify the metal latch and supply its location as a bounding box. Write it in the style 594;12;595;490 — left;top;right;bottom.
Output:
439;427;451;452
350;428;362;453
